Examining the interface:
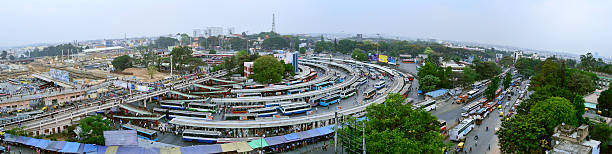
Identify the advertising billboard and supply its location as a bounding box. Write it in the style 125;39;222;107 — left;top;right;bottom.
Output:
378;55;388;63
49;69;71;83
388;57;397;65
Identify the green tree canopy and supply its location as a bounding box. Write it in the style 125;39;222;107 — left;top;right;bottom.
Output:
345;93;448;153
209;50;217;54
591;123;612;153
252;56;284;83
420;75;440;93
262;37;289;49
351;48;369;62
79;115;112;145
530;97;578;134
423;46;434;55
498;115;547;153
111;55;133;71
484;76;501;100
299;47;306;54
598;89;612;116
154;37;178;49
503;72;512;89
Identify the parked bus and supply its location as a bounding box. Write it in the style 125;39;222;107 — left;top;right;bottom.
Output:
363;89;377;100
413;99;437;111
224;113;257;120
358;78;368;85
238;92;262;97
374;81;385;90
248;107;278;117
287;88;308;95
341;88;357;99
467;90;479;99
280;104;312;115
312;81;333;90
160;101;185;110
182;129;222;143
231;105;265;114
121;124;159;141
168;110;212;120
187;103;217;113
450;119;475;141
265;101;293;108
319;94;341;106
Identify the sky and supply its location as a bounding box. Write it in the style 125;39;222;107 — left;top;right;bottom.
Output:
1;0;611;57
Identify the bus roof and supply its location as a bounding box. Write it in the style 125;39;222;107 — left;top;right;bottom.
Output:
182;129;222;136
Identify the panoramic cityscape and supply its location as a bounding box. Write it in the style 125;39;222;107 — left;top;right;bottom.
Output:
1;1;612;154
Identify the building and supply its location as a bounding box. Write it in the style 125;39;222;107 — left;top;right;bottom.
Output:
356;34;363;42
105;40;113;47
513;51;523;62
243;62;254;77
273;51;299;73
205;27;224;37
550;124;601;154
495;54;503;62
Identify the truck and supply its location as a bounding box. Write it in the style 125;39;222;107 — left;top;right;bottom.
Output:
455;95;468;104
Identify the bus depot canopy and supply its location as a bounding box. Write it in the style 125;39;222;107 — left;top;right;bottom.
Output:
103;130;138;146
316;125;335;135
35;139;50;149
210;78;237;84
265;136;287;146
44;141;58;151
425;89;448;98
104;146;119;154
25;138;41;146
50;141;67;152
118;104;154;115
220;143;238;152
193;84;222;91
169;91;203;98
248;139;269;149
235;141;253;153
58;142;81;153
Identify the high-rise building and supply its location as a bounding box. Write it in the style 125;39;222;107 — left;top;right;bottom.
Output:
205;27;224;37
513;51;523;62
356;34;363;42
105;40;113;47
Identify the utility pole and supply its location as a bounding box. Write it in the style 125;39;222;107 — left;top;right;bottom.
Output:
170;55;173;77
334;111;338;153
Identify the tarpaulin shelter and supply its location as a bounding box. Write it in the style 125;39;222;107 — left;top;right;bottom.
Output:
25;138;41;146
283;133;300;142
103;130;138;146
180;144;221;154
316;125;335;135
83;144;97;154
160;147;181;154
3;134;16;143
49;141;67;152
58;142;81;153
264;136;287;146
248;139;269;149
35;139;50;149
16;136;31;144
104;146;119;154
96;146;109;154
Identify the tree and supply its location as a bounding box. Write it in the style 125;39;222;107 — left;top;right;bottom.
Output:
78;115;112;145
460;66;480;87
336;39;356;54
484;77;501;100
351;48;369;62
299;47;306;54
565;69;596;95
154;37;178;49
423;46;434;55
591;123;612;153
314;41;334;53
8;55;15;60
209;50;217;54
262;37;289;49
532;58;563;88
498;115;547;153
229;38;247;50
598;89;612;116
530;97;578;134
1;50;6;59
169;46;201;73
573;95;588;125
503;72;512;89
6;126;29;136
147;65;157;79
515;58;541;77
499;56;514;67
419;75;440;93
179;33;191;45
340;93;448;153
474;61;501;79
252;56;284;83
283;62;295;76
111;55;133;71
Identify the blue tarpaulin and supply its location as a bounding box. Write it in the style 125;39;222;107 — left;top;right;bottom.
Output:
76;143;85;154
17;136;31;144
25;138;41;146
116;147;160;154
425;89;448;98
316;125;335;135
283;133;300;141
305;129;322;138
51;141;67;152
97;146;108;154
44;141;58;151
83;144;97;153
264;136;287;146
4;134;16;143
296;131;313;139
35;139;50;149
181;144;222;154
59;142;81;153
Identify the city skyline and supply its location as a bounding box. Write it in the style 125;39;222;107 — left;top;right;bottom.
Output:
1;0;611;57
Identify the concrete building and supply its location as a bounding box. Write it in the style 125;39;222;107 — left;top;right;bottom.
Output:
513;51;523;62
495;53;503;62
243;62;254;77
550;124;601;154
205;27;224;37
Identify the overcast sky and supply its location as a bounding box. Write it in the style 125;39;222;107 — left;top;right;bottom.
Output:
1;0;611;57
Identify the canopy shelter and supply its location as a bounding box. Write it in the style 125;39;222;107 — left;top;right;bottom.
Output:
49;141;67;152
264;136;287;146
220;142;252;153
315;124;335;135
248;139;269;149
189;89;230;95
283;133;301;142
113;115;165;120
83;144;97;154
192;84;222;91
425;89;448;98
17;136;32;145
58;142;81;153
169;91;203;99
160;147;181;154
180;144;221;154
118;104;154;115
35;139;50;149
3;134;16;143
210;78;237;84
25;138;41;146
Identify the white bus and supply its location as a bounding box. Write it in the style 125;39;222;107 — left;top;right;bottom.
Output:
450;118;475;141
467;90;479;99
374;81;385;89
413;99;437;111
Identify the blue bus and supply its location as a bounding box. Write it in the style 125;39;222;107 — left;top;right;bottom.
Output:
287;88;308;95
121;124;159;141
280;103;312;115
312;81;333;90
160;100;185;110
320;94;341;106
374;81;385;90
182;129;221;143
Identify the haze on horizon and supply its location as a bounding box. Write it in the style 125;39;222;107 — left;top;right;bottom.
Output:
1;0;611;57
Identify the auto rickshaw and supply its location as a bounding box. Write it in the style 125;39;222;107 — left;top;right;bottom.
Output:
42;106;48;112
499;112;504;117
457;142;464;151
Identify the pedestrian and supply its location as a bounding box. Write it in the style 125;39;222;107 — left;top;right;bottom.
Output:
469;147;472;153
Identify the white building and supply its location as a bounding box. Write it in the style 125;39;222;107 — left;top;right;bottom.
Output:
205;27;224;37
513;51;523;62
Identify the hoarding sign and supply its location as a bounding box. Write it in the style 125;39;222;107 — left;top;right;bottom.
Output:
378;55;388;63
